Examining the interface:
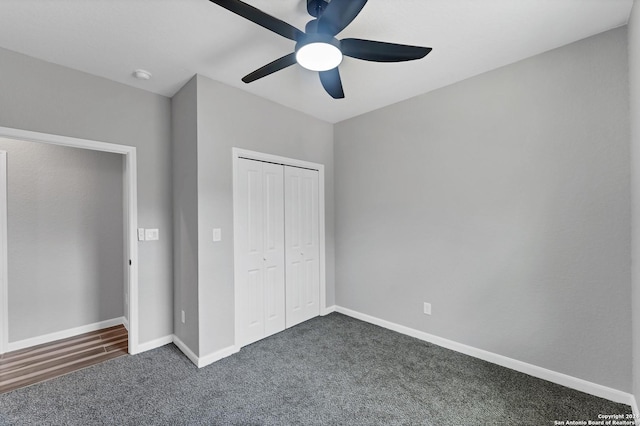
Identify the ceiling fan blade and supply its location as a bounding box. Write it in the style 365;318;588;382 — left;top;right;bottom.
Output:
319;67;344;99
209;0;304;41
341;38;432;62
242;53;297;83
317;0;368;36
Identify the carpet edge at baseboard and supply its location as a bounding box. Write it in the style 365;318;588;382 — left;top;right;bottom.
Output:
333;305;634;407
125;305;636;410
172;335;239;369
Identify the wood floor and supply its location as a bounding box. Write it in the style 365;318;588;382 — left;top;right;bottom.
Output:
0;325;128;394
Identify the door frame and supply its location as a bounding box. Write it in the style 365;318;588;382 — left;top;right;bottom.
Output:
0;126;140;355
0;151;7;355
232;148;328;348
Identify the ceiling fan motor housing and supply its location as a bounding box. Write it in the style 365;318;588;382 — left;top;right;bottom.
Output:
307;0;330;18
295;32;340;53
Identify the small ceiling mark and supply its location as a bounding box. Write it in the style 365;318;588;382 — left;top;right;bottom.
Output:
132;69;152;80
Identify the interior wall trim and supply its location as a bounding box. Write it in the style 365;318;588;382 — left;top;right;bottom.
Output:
333;306;634;407
172;335;199;366
322;305;337;315
6;317;125;353
0;151;6;355
631;397;639;424
172;334;238;368
197;345;240;368
0;126;139;355
136;334;173;354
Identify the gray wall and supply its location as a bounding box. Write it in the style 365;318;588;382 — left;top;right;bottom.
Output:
0;138;123;341
171;76;200;353
0;47;173;345
195;75;334;357
334;27;631;392
629;0;640;407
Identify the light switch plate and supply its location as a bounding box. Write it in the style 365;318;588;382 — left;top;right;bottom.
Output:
213;228;222;242
137;228;145;241
145;228;159;241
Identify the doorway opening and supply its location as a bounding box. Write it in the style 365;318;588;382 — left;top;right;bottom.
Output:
0;126;139;355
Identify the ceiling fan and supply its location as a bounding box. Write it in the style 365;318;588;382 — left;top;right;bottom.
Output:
209;0;432;99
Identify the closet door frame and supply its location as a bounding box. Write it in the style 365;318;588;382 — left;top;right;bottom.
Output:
232;148;327;349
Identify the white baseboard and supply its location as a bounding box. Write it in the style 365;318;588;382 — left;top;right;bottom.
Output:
7;317;125;352
322;305;337;315
334;306;635;406
122;317;130;331
171;335;238;368
631;396;640;425
198;345;239;368
135;334;173;354
172;335;199;366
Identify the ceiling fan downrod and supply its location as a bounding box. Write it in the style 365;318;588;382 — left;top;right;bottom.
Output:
307;0;329;18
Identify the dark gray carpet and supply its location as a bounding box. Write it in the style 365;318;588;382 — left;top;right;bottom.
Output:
0;313;630;425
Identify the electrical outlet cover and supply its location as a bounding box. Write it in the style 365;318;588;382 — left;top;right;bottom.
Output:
423;302;432;315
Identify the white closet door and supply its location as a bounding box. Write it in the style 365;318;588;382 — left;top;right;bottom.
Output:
285;166;320;328
261;162;286;338
237;159;285;347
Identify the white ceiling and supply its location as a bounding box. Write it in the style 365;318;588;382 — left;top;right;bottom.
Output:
0;0;633;123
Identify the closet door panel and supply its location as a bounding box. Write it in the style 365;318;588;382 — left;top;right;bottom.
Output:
238;159;265;346
237;159;285;346
262;162;285;337
285;171;303;323
301;171;319;314
285;166;320;328
247;268;264;328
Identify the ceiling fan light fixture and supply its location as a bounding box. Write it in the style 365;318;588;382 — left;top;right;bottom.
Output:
295;35;342;72
296;42;342;71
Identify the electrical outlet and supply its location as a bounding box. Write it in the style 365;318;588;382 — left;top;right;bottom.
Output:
181;310;185;324
423;302;432;315
213;228;222;242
